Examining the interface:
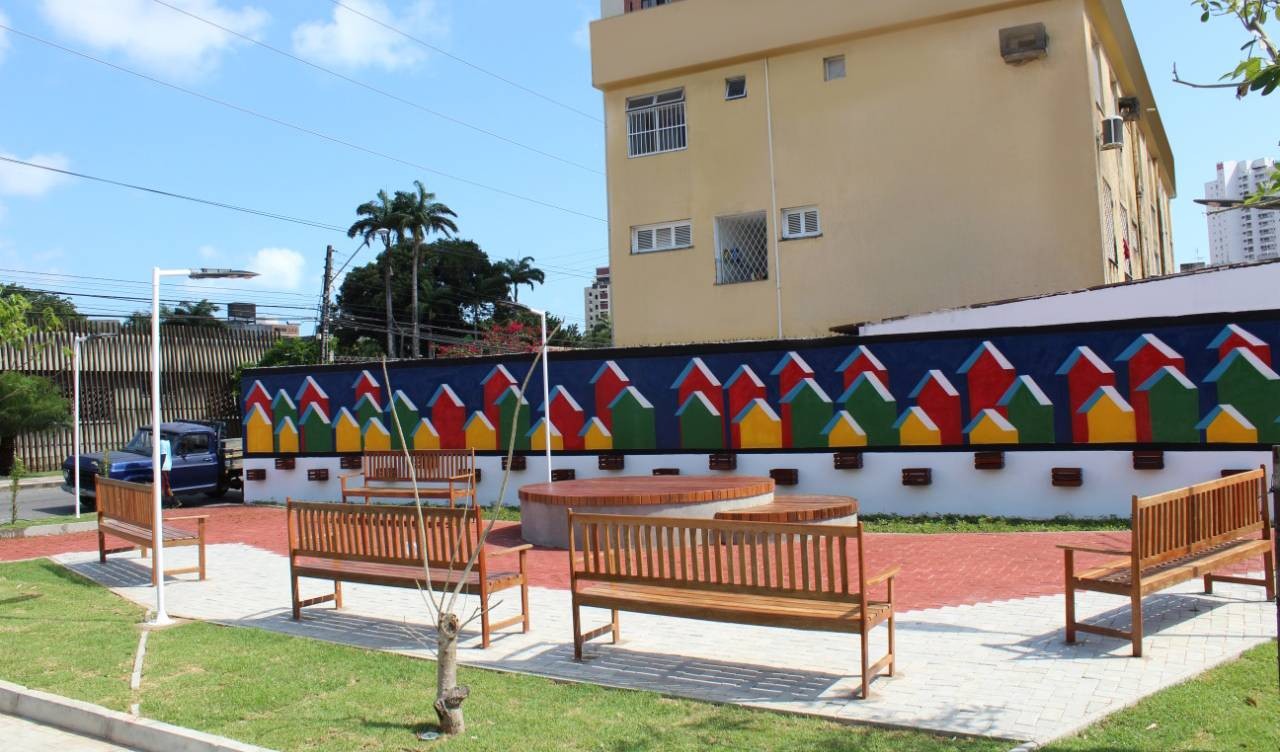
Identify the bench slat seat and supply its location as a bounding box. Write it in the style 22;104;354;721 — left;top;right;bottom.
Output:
100;519;199;545
95;477;207;585
292;556;522;592
1079;538;1272;594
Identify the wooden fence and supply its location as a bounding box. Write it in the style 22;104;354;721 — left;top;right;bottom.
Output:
0;323;279;471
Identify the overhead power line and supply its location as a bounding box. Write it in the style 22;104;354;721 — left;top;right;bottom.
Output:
328;0;603;124
0;23;606;223
149;0;602;175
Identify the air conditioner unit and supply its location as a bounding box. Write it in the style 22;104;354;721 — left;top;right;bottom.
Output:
1117;96;1141;121
999;23;1049;64
1100;116;1124;151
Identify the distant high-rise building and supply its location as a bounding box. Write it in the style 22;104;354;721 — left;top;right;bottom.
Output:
584;266;611;330
1205;158;1279;265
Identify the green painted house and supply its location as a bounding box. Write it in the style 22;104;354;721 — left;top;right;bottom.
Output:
997;375;1054;444
781;378;834;449
676;391;723;449
609;386;656;450
838;373;898;446
495;386;531;451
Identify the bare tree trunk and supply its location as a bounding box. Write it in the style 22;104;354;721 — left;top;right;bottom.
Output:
434;612;469;735
411;238;421;359
383;241;395;359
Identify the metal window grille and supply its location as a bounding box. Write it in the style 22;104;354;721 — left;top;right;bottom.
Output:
715;211;769;285
1101;181;1117;261
627;89;687;157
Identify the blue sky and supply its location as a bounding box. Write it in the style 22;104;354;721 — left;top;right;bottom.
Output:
0;1;1275;335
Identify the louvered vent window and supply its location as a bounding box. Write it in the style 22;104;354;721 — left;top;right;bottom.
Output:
781;206;820;239
632;220;693;254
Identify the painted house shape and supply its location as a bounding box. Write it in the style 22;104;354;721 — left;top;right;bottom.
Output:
964;408;1018;445
528;417;564;451
294;375;330;419
298;403;333;453
244;381;272;418
1056;346;1116;443
725;365;767;446
733;398;782;449
464;412;497;451
1196;405;1258;443
274;416;299;454
482;364;518;427
413;418;441;450
1133;366;1198;443
957;341;1015;419
1208;324;1271;365
353;393;382;433
671;358;724;424
333;407;362;452
427;384;466;449
496;386;531;452
909;370;962;445
1204;347;1280;443
386;390;420;451
579;417;613;451
542;386;586;451
352;370;381;406
771;351;816;401
244;403;273;454
835;346;888;391
821;411;867;448
839;372;898;446
780;378;834;449
676;391;724;450
894;406;941;446
590;361;630;430
1116;333;1184;402
997;375;1054;444
271;389;298;432
609;386;657;450
1076;386;1137;443
362;416;391;451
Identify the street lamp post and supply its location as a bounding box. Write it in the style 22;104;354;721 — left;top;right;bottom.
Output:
501;301;552;484
149;267;256;626
72;332;118;519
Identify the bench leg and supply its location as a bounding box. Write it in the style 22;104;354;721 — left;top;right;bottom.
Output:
98;529;107;564
859;627;871;700
520;574;530;634
139;546;149;560
197;521;207;581
1130;592;1144;658
1063;550;1077;644
333;580;343;609
1263;548;1276;601
1203;574;1213;594
611;609;620;644
291;574;301;620
481;601;492;649
887;581;897;677
572;599;583;661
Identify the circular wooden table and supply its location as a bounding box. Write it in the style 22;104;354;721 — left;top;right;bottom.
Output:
517;475;775;548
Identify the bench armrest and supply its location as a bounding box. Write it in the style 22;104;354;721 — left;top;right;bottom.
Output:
866;565;901;586
1057;544;1131;556
166;515;209;522
488;544;533;557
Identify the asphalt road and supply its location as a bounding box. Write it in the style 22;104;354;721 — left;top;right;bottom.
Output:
5;483;243;522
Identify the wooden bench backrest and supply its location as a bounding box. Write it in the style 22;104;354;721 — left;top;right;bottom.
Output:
287;500;484;569
568;512;868;602
362;450;475;482
95;476;153;528
1133;467;1269;569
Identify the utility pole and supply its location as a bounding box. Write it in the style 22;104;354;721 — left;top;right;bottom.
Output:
319;245;335;363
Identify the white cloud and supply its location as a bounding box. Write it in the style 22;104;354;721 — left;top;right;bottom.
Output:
38;0;268;76
0;151;71;197
246;247;307;291
198;244;221;261
292;0;446;71
571;14;592;51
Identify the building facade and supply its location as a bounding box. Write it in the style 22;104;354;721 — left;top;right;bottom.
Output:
584;266;612;329
592;0;1176;346
1205;158;1279;265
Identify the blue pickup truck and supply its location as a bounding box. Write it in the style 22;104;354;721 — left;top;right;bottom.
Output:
62;421;243;504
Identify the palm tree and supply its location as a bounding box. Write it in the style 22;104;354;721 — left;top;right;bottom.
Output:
347;190;403;357
394;181;458;358
499;256;546;302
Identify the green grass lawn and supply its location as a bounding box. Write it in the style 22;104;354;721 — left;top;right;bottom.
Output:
0;513;93;531
859;514;1131;534
0;559;1274;751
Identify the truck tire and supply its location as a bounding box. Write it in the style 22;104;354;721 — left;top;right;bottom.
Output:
206;483;229;499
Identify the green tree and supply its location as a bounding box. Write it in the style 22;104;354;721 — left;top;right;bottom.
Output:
125;299;224;330
347;190;407;358
0;291;69;475
493;256;546;303
394;181;458;358
584;315;613;348
0;284;82;325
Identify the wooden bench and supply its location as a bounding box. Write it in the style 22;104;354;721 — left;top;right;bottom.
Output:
286;500;530;648
95;476;207;586
1062;467;1276;657
340;450;477;507
567;512;899;698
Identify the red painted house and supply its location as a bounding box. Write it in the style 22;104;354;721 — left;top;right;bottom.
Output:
908;370;962;445
670;357;724;418
544;385;586;451
352;370;381;406
1116;333;1184;408
770;351;815;400
1056;346;1116;442
244;381;271;418
957;341;1015;419
482;364;518;427
294;376;330;421
725;364;766;447
1208;324;1271;365
427;384;466;449
590;361;630;430
835;346;888;390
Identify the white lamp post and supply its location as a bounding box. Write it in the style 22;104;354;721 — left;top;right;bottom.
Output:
72;332;118;519
149;267;256;626
502;302;552;484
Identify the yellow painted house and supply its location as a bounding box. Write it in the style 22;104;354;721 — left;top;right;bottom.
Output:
528;417;564;451
965;408;1020;445
821;410;867;448
1078;385;1137;443
894;407;941;446
334;408;362;452
244;403;273;454
465;412;497;451
413;418;441;450
362;417;391;451
580;417;613;451
734;398;782;449
274;416;299;454
1196;405;1258;444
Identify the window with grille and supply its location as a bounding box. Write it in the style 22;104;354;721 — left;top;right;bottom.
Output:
1101;180;1117;262
715;211;769;285
627;89;687;157
781;206;820;239
632;220;692;253
725;76;747;100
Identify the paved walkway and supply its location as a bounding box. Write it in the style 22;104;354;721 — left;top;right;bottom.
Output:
56;543;1277;745
0;712;137;751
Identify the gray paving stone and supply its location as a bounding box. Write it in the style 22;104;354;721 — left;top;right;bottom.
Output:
0;713;137;751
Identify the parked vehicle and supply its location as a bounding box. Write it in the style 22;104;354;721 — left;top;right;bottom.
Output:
62;421;243;504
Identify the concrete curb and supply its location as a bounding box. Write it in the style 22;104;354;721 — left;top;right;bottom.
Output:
11;476;64;489
0;521;97;540
0;679;275;752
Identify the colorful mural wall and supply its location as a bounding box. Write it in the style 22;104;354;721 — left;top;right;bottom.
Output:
242;316;1280;456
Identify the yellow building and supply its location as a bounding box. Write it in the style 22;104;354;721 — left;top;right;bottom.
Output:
591;0;1175;346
